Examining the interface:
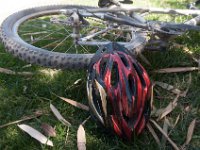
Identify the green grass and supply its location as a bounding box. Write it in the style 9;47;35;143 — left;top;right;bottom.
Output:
0;0;200;149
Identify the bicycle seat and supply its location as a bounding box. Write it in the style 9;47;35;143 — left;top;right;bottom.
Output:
98;0;115;7
98;0;133;7
119;0;133;4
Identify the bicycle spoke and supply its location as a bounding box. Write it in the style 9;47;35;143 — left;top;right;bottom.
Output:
34;18;53;25
41;39;63;49
21;29;67;36
21;31;49;35
79;45;90;53
30;30;63;44
62;26;71;35
65;44;75;53
52;35;71;51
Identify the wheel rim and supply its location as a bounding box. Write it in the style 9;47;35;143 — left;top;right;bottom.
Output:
13;8;134;54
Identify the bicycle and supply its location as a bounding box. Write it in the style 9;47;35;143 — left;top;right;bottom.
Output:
0;0;200;69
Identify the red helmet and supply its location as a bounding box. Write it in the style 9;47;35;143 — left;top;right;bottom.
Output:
87;43;151;140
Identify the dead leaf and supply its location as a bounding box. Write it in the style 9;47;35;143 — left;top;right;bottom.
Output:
23;86;28;94
183;47;193;55
154;88;161;96
172;44;191;53
168;114;181;136
22;64;32;69
154;96;174;100
182;46;199;63
17;71;34;76
180;74;192;97
50;104;71;126
0;67;16;74
170;43;198;64
88;28;99;35
138;53;152;66
173;114;180;128
150;85;154;110
34;110;47;116
184;105;190;112
77;124;86;150
65;126;70;146
74;79;82;85
0;110;44;129
172;43;184;49
182;119;196;149
151;108;165;117
59;97;89;111
41;123;56;137
31;35;34;42
161;118;169;148
39;69;60;77
81;116;91;126
155;81;182;95
150;119;180;150
95;80;107;117
154;67;199;73
0;67;33;76
159;95;180;120
18;124;53;146
147;123;161;146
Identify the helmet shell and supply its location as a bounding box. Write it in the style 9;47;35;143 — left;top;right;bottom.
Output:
87;43;151;140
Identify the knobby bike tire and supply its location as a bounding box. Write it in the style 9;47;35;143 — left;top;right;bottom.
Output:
0;5;99;69
0;5;147;69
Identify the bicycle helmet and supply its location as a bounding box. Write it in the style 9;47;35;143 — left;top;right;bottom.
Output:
87;43;151;140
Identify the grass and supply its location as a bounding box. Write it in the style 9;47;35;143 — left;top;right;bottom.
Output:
0;0;200;149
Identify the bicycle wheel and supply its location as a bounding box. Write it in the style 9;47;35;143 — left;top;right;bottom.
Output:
0;5;135;69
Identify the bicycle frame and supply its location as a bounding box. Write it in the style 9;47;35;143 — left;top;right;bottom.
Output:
59;1;200;52
58;8;146;52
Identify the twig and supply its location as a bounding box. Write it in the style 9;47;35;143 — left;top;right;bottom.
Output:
158;94;180;120
150;119;180;150
147;122;161;146
154;67;199;73
180;74;192;97
0;111;44;129
138;53;151;66
161;118;169;149
154;96;174;100
65;126;70;146
168;114;180;136
0;67;34;76
155;81;182;96
150;84;154;110
81;116;91;126
181;119;196;150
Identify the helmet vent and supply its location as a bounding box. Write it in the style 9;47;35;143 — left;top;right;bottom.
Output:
128;75;136;96
100;61;107;78
111;62;119;87
93;85;103;116
119;54;129;68
132;63;146;87
101;47;107;53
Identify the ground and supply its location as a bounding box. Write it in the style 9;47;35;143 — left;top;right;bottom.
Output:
0;0;199;150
